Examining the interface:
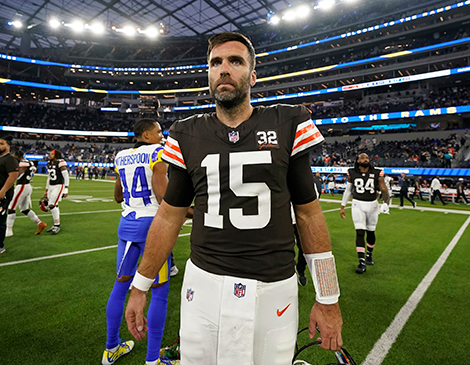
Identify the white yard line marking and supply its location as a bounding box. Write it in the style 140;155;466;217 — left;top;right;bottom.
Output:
320;199;470;215
0;232;192;267
16;209;123;218
362;215;470;365
0;246;118;267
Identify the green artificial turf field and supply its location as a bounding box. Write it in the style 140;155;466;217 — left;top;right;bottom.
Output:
1;175;469;365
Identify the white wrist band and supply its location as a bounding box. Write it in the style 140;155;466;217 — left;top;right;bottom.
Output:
304;251;340;305
132;271;155;292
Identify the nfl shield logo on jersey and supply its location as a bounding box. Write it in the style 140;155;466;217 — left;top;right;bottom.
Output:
234;283;246;298
186;288;194;302
228;131;240;143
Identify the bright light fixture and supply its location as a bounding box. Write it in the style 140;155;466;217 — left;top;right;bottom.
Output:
66;20;84;32
89;22;104;34
283;10;296;21
318;0;335;10
144;26;159;38
297;5;311;18
122;25;136;36
49;18;61;28
269;15;281;25
8;20;23;28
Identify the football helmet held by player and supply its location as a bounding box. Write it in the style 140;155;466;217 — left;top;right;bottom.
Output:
39;197;50;212
293;327;357;365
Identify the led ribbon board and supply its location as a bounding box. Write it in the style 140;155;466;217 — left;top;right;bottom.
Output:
1;1;468;71
174;65;470;111
1;37;470;96
0;125;134;137
310;167;470;176
312;105;470;125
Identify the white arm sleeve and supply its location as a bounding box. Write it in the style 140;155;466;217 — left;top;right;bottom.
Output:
341;182;352;206
62;169;70;187
46;175;50;190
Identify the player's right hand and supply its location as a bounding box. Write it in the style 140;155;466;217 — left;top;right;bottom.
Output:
125;288;149;341
380;202;389;214
340;206;346;219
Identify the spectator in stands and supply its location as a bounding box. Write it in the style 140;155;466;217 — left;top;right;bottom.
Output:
443;150;452;168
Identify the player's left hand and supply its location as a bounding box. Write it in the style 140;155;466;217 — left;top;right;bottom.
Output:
309;302;343;351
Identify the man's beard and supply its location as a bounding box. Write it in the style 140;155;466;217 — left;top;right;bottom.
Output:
210;76;250;110
359;162;370;168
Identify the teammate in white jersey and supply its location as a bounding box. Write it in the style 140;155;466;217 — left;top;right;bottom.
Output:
102;119;179;365
43;150;69;234
6;150;47;237
383;174;393;205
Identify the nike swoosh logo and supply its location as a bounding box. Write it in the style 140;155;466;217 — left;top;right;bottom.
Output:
277;303;291;317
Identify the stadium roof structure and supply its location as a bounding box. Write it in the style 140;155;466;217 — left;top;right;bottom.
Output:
0;0;302;49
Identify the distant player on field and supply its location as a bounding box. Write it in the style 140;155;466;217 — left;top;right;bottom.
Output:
0;134;18;254
340;153;390;274
6;150;47;237
102;119;179;365
43;150;69;235
383;174;393;205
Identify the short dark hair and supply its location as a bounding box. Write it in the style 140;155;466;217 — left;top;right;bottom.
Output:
207;32;256;71
14;149;24;159
0;134;13;145
52;150;62;159
134;118;157;138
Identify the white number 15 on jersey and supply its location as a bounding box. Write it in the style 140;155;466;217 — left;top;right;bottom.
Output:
201;151;271;230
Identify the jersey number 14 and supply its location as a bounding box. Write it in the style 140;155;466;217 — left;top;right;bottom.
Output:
118;167;151;205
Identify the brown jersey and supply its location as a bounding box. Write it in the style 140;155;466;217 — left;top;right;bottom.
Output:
162;104;324;282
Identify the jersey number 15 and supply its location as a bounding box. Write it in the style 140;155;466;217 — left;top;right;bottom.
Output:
202;151;271;230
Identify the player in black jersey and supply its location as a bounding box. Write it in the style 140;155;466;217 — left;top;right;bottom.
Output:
0;134;19;254
43;150;69;235
340;153;390;274
125;32;342;364
6;150;47;237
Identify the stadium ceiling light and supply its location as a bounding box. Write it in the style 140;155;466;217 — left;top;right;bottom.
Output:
318;0;335;10
296;5;311;18
121;25;136;36
65;20;85;32
49;18;61;28
8;20;23;28
282;10;296;21
144;26;159;38
88;22;105;34
269;15;281;25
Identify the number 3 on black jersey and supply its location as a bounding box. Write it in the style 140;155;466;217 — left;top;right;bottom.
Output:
202;151;271;230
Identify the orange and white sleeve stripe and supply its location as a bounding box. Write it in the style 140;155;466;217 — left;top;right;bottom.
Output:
162;136;186;170
291;119;324;157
